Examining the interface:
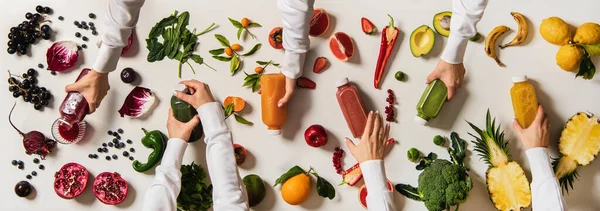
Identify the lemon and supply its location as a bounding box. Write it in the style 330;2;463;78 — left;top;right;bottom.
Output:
574;22;600;45
540;17;572;45
556;44;584;72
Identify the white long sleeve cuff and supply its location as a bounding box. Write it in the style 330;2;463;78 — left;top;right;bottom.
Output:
93;0;145;73
440;0;488;64
196;102;249;210
277;0;313;79
142;138;188;211
525;147;567;211
360;160;396;211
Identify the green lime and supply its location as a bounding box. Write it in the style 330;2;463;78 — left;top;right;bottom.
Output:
243;174;266;207
395;71;405;81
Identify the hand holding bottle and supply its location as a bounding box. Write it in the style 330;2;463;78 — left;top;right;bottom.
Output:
173;80;216;109
64;69;110;114
513;105;550;150
426;60;466;100
167;108;200;141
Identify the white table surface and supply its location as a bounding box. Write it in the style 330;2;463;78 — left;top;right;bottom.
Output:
1;0;599;210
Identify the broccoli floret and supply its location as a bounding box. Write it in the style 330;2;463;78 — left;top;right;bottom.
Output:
433;135;445;146
407;148;420;162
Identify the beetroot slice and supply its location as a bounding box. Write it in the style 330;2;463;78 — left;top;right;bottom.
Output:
8;103;56;159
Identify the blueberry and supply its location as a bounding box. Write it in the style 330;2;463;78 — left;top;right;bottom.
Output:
112;154;118;159
73;21;79;26
126;139;132;144
112;139;119;144
97;148;103;153
102;143;107;147
105;156;111;160
33;158;39;164
58;16;64;21
117;128;124;134
92;31;98;36
88;154;93;158
103;148;108;153
129;148;135;153
90;26;96;31
37;63;43;68
129;156;134;161
12;160;18;165
18;161;24;165
82;44;87;49
122;151;129;157
75;32;81;38
31;171;37;176
50;71;56;75
26;175;32;179
108;142;114;147
107;130;113;135
89;22;94;27
81;21;87;26
89;13;96;19
38;164;44;170
18;165;24;170
82;25;88;30
119;143;125;148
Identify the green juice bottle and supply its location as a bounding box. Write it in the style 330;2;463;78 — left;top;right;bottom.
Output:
171;84;204;142
415;79;448;125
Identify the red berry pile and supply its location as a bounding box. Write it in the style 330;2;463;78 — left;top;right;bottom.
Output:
333;147;344;175
385;89;396;122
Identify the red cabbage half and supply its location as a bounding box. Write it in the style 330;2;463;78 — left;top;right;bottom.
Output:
46;41;79;72
118;86;156;118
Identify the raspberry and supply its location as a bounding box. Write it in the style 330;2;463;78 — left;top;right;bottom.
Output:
387;89;393;94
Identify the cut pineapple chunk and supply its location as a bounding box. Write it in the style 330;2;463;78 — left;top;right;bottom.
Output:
487;161;532;211
559;112;600;165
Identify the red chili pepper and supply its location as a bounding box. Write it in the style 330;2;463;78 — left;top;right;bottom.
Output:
374;15;399;89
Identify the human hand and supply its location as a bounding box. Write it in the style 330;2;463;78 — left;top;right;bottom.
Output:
167;108;200;141
346;111;390;163
513;105;550;150
65;69;110;114
173;80;216;109
277;77;296;108
426;60;466;100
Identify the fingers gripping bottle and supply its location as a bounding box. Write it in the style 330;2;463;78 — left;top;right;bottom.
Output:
260;73;287;135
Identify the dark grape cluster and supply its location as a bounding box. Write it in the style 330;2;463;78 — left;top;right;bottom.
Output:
333;147;345;175
8;69;52;110
7;5;53;55
384;89;396;122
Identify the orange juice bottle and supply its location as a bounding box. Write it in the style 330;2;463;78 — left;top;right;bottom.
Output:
261;73;287;135
510;76;538;128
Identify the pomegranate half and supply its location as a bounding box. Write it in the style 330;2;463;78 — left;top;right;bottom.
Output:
93;172;129;205
54;162;89;199
329;32;355;62
309;8;330;36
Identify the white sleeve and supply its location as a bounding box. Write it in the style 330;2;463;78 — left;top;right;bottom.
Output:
277;0;313;79
93;0;145;73
525;148;567;211
360;160;397;211
142;138;188;211
440;0;488;64
197;102;249;211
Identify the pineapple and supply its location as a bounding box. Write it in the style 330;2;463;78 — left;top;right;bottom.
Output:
467;110;532;211
553;112;600;193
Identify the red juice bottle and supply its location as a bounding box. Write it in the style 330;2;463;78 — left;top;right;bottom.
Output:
52;69;90;144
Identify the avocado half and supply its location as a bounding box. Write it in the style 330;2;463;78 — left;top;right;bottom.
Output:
433;11;452;37
410;25;435;57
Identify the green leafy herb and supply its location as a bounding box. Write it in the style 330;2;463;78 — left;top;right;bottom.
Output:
228;18;243;28
215;34;230;47
224;103;234;117
212;56;232;62
242;43;262;56
274;166;305;187
146;11;216;78
177;162;213;211
234;114;253;125
209;48;225;55
230;55;241;75
577;53;596;80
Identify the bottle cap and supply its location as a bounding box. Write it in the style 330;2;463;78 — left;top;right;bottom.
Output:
172;84;187;96
336;78;350;88
267;129;282;135
414;116;429;126
512;75;528;83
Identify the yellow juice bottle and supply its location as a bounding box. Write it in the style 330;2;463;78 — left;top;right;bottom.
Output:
510;76;538;128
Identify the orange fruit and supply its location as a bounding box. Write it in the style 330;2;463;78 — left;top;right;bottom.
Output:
254;66;264;73
281;173;311;205
231;44;242;51
225;47;233;56
223;96;246;112
241;18;250;28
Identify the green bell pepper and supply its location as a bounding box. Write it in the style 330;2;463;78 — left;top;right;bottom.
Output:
132;128;166;172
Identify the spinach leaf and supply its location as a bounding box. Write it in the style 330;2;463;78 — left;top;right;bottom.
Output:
274;166;305;187
149;11;178;38
234;114;253;125
190;54;204;65
316;176;336;200
146;38;166;62
177;162;213;211
242;43;262;56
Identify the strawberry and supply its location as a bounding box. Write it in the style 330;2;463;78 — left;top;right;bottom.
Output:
361;17;376;35
340;163;363;186
296;77;316;89
313;57;328;73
